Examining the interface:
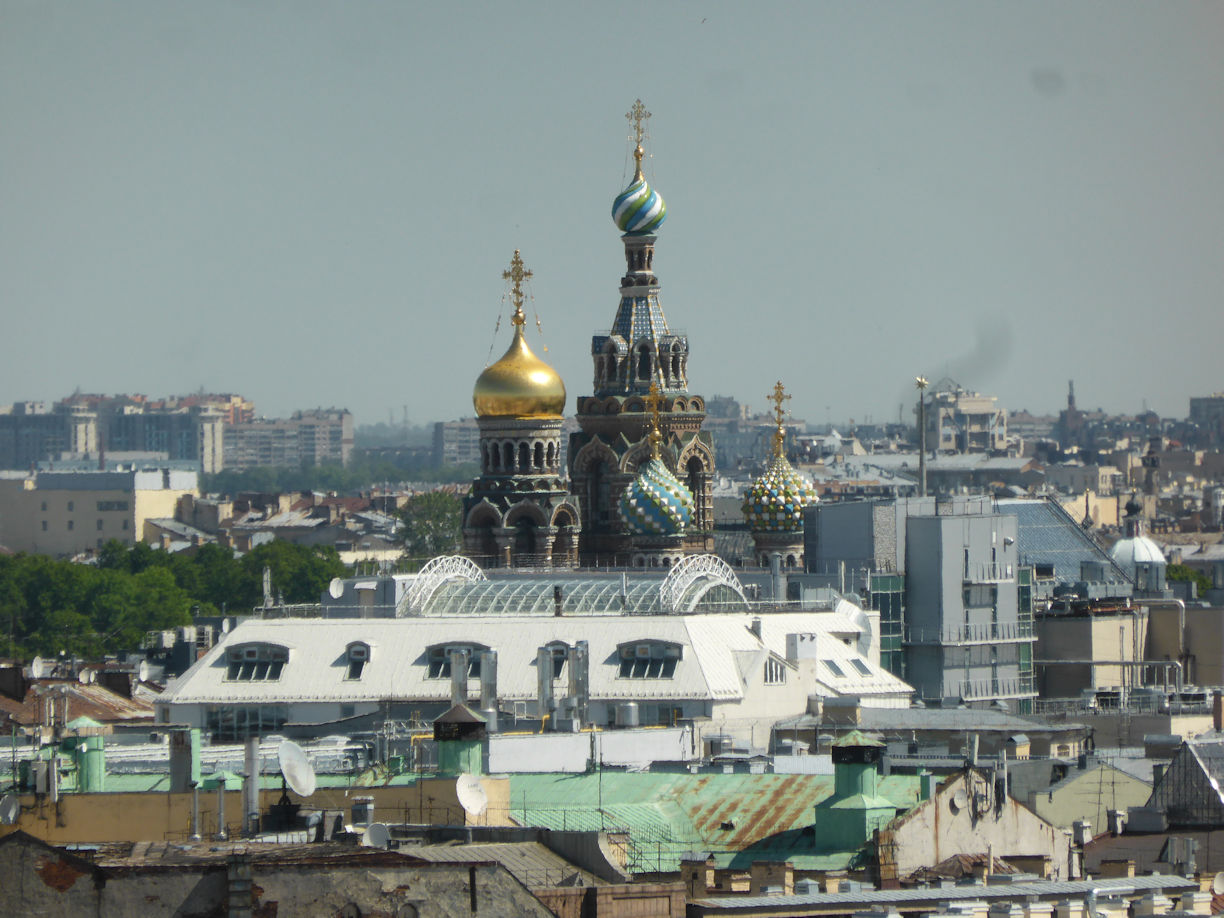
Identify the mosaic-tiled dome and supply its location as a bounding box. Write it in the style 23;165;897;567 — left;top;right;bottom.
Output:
742;452;818;532
619;457;692;536
612;173;666;235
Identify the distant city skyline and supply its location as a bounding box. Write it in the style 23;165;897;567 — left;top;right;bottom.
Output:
4;3;1222;428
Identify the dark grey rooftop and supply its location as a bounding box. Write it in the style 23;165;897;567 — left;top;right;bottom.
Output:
691;874;1196;911
996;498;1131;585
776;705;1084;736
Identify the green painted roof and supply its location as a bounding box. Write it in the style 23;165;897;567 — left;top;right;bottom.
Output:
509;770;919;874
832;729;884;748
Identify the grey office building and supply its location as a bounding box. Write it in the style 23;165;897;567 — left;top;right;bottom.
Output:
803;496;1035;712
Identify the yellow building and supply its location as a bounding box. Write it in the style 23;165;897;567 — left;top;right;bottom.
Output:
1028;761;1152;832
0;468;198;557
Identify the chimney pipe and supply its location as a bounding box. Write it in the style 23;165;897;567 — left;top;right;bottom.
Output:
450;649;469;707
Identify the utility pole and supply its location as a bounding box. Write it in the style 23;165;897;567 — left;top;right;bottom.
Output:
916;376;929;497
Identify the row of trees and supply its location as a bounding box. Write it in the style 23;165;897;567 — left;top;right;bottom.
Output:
201;460;477;497
0;540;346;660
0;481;467;658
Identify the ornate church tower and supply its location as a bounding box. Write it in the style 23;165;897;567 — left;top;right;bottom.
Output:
742;382;818;568
463;251;581;567
568;100;716;563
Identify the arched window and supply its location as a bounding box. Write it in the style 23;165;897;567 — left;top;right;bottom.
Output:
616;640;682;678
546;442;556;468
518;442;530;470
225;643;289;681
636;344;651;381
686;457;704;527
764;657;787;685
533;442;544;469
487;442;498;470
502;442;514;470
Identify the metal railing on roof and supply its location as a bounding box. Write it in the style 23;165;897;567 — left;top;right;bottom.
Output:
904;620;1034;645
254;603;325;618
957;676;1036;701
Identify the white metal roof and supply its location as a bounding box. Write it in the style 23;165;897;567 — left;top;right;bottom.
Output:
159;610;909;709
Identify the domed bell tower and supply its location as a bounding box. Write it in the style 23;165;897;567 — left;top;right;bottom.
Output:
464;251;581;568
568;100;716;564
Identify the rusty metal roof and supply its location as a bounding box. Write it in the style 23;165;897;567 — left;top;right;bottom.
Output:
510;770;921;873
90;839;434;871
399;841;602;888
0;680;154;729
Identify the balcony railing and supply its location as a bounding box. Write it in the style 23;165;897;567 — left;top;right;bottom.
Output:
963;562;1015;583
957;675;1036;701
904;620;1034;645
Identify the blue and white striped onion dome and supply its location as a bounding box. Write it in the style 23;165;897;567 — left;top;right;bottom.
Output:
742;454;818;532
612;175;667;235
619;457;693;536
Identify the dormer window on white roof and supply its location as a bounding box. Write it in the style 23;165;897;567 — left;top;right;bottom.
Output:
225;643;288;681
426;643;488;679
545;641;569;679
346;641;371;680
617;641;682;679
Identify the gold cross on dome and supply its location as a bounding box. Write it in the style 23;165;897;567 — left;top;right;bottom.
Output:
768;381;791;427
768;381;791;459
626;99;651;146
502;250;533;326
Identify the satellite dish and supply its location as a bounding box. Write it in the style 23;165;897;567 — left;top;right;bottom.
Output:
363;823;390;848
455;774;488;817
137;660;150;683
1212;873;1224;896
0;794;18;825
328;578;344;600
78;668;93;684
277;740;317;798
221;619;231;634
29;656;46;679
950;788;968;812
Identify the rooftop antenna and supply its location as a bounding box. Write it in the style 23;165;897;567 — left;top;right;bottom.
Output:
362;822;391;848
456;773;488;819
0;794;18;825
277;739;317;798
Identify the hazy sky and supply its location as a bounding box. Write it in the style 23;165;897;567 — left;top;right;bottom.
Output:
3;2;1222;429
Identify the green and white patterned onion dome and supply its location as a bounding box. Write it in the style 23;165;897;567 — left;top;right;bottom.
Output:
619;457;693;536
612;174;667;235
742;453;818;532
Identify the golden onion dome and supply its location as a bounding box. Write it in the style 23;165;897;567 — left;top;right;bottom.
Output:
473;324;566;418
473;250;566;419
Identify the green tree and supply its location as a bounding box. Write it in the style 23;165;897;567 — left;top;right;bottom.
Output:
397;491;462;560
239;541;347;607
1167;563;1211;596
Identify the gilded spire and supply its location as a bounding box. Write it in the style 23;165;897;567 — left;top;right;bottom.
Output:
768;380;791;459
643;380;664;459
626;98;651;181
503;249;533;327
